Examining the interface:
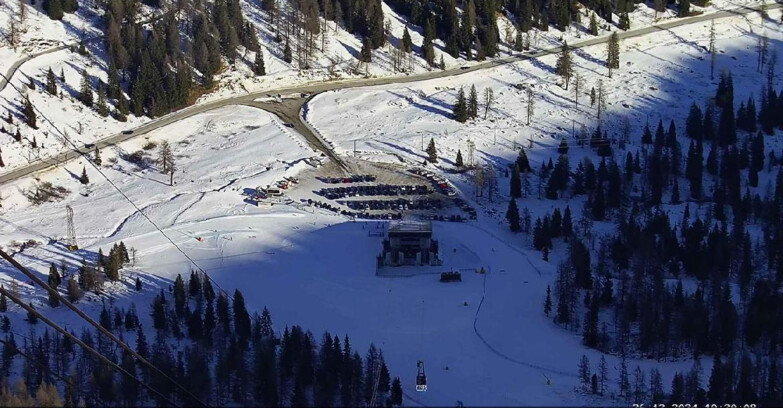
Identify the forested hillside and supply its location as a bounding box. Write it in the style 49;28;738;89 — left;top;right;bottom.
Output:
495;50;783;405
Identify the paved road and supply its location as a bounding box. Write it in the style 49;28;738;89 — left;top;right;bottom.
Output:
240;98;350;171
0;46;69;93
0;2;775;185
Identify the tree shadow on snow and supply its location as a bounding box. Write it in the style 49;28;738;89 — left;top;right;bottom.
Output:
385;90;451;118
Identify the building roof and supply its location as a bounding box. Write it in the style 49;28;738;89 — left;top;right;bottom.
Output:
388;221;432;234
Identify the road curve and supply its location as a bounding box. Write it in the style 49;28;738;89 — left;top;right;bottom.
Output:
0;2;775;186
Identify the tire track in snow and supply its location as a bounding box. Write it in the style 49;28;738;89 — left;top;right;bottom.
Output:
473;272;577;379
105;192;196;239
462;221;543;277
169;192;207;226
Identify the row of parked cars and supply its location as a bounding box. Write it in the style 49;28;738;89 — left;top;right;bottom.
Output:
306;199;403;220
340;198;443;212
453;198;478;220
318;174;376;184
409;168;457;197
316;184;430;200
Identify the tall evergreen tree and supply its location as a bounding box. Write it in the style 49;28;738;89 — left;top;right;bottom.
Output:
607;32;620;78
426;138;437;163
254;51;266;76
468;85;479;119
46;0;64;20
453;87;468;122
96;82;108;117
78;69;93;107
46;68;57;95
23;97;36;129
555;42;573;89
510;163;522;198
506;199;520;232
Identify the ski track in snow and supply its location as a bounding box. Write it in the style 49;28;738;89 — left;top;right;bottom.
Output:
473;272;578;379
169;192;207;226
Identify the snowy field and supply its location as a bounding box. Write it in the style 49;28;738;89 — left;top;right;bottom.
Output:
0;102;698;406
0;2;781;407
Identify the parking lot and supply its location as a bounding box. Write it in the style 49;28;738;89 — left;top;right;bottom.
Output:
340;198;442;211
316;184;430;200
287;157;478;221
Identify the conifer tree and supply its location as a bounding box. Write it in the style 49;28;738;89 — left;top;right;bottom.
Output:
391;377;402;406
46;68;57;95
402;27;412;53
511;163;522;198
173;274;186;317
96;82;108;117
455;150;464;167
360;37;372;63
66;276;80;301
22;97;36;129
579;355;591;391
426;138;437;163
79;167;89;185
48;263;61;288
117;94;129;120
555;42;573;89
283;39;292;63
78;69;93;107
619;13;630;30
543;285;552;316
93;146;101;166
0;289;7;312
678;0;690;16
506;199;520;232
135;277;142;291
254;50;266;76
558;139;569;155
46;0;64;20
422;18;436;66
468;85;479;119
589;13;598;35
233;289;251;342
26;302;38;324
607;32;620;78
453;87;468;122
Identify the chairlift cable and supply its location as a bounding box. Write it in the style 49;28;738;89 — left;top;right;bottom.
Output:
0;285;180;407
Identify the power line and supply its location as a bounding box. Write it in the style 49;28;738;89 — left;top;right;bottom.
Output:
0;335;109;408
0;71;231;298
0;248;207;408
0;285;179;406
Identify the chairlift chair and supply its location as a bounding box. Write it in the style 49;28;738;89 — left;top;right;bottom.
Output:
416;361;427;392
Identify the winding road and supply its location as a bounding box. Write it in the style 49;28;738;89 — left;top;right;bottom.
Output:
0;2;776;185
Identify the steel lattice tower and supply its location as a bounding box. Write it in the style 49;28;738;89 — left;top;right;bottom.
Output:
66;205;78;251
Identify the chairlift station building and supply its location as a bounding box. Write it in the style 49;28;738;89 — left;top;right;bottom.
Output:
378;221;440;267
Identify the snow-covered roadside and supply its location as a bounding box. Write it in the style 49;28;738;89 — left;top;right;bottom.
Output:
306;8;783;206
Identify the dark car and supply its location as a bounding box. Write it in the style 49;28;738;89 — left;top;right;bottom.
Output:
122;130;134;135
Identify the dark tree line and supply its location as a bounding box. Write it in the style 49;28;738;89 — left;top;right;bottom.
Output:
0;271;402;406
528;68;783;404
102;0;256;119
